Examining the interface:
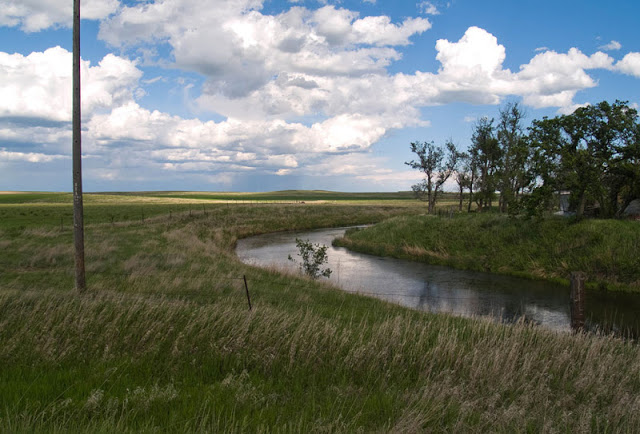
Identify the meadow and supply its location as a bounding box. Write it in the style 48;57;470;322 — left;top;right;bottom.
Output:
1;191;640;432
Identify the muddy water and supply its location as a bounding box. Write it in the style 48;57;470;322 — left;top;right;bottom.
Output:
236;227;640;336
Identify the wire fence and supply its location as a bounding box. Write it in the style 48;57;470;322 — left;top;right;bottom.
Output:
3;263;640;339
2;200;313;232
0;261;530;303
4;262;640;308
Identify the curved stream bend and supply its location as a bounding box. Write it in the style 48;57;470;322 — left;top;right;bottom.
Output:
236;227;640;336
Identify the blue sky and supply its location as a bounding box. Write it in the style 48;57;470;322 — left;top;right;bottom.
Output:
1;0;639;192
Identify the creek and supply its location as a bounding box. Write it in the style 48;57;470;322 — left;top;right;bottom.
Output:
236;226;640;336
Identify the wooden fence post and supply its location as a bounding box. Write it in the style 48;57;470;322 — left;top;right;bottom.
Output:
243;275;252;311
570;272;586;331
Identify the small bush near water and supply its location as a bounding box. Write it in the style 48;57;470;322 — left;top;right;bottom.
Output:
1;193;640;432
288;237;332;279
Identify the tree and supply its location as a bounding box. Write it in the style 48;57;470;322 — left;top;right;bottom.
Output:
496;102;530;214
406;140;459;214
523;116;564;217
616;115;640;209
288;238;332;279
454;151;470;211
526;100;640;218
469;117;501;211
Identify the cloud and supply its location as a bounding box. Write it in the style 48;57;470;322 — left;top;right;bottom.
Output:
0;0;120;32
0;148;67;163
99;2;429;99
598;40;622;51
515;48;614;108
616;52;640;77
0;47;142;122
418;1;440;15
88;101;388;156
436;26;506;76
99;2;628;118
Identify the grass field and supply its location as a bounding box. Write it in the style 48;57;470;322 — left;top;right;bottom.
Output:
2;191;640;432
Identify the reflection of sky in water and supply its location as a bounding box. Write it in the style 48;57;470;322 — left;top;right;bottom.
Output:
237;227;640;336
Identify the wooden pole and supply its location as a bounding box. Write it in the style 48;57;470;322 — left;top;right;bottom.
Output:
243;275;252;311
570;272;586;331
72;0;86;292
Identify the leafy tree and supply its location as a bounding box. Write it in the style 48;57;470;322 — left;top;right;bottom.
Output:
406;140;459;213
524;116;564;217
469;117;501;211
526;100;640;218
496;102;531;214
616;116;640;209
288;238;332;279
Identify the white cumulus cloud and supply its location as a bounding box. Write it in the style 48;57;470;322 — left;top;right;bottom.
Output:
0;0;120;32
616;52;640;78
598;40;622;51
0;47;142;122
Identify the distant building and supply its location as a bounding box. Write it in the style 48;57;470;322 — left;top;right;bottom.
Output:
624;199;640;220
554;190;575;217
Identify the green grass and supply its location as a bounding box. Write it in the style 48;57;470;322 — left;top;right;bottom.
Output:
334;213;640;292
2;192;640;432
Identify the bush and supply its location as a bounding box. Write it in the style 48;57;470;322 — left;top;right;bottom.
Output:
288;238;332;279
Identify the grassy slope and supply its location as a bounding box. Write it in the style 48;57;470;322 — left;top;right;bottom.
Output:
1;193;640;432
334;213;640;292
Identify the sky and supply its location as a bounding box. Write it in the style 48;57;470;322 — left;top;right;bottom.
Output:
1;0;639;192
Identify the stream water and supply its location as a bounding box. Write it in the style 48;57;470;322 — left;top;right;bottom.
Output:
236;227;640;336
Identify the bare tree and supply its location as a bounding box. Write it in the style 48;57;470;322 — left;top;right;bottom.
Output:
406;140;459;214
454;152;470;211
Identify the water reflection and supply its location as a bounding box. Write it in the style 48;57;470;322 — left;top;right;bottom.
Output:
236;227;640;336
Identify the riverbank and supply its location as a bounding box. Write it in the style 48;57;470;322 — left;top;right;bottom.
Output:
2;193;640;431
333;213;640;292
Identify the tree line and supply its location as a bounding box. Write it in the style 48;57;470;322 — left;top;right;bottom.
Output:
406;100;640;218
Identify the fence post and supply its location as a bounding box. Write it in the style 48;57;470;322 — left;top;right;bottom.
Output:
570;272;586;331
243;275;252;311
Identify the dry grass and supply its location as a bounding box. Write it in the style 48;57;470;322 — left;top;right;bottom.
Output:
402;244;450;261
1;287;639;431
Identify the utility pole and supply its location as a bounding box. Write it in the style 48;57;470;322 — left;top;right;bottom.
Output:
73;0;86;292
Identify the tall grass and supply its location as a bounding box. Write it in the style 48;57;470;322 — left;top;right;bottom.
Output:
2;288;640;432
2;195;640;431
